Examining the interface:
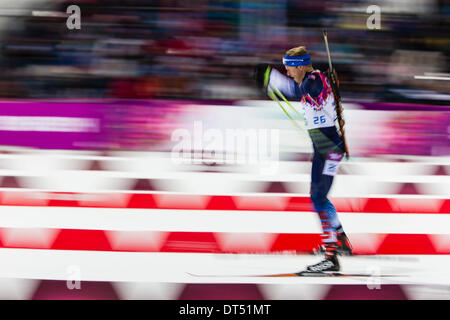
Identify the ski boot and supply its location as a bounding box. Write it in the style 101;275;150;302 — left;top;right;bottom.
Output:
314;232;353;256
297;254;340;275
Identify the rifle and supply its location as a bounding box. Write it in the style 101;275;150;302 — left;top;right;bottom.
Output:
322;29;350;159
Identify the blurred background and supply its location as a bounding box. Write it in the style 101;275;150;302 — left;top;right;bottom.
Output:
0;0;448;155
0;0;449;301
0;0;448;103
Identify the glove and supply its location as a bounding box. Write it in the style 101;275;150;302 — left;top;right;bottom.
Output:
253;64;271;90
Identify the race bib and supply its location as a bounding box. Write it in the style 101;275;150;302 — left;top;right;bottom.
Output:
322;151;344;176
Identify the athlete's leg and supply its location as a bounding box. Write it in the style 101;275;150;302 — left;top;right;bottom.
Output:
310;146;343;234
310;145;352;257
310;145;339;257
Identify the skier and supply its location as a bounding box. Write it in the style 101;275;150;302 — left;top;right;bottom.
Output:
254;46;352;273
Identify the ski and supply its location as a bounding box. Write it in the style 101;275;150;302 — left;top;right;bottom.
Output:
292;271;401;278
187;272;403;278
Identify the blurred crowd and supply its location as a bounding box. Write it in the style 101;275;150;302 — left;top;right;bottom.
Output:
0;0;449;104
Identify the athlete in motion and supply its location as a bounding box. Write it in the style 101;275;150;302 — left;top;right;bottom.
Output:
255;46;352;273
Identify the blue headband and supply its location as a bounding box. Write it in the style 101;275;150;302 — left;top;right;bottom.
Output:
282;53;311;67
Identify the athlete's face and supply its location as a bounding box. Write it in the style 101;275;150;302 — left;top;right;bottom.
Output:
285;66;306;84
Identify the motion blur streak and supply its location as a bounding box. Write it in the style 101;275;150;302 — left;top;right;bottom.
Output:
0;0;449;300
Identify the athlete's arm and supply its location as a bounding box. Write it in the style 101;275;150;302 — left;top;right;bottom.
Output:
267;68;301;100
254;64;301;100
301;73;323;98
